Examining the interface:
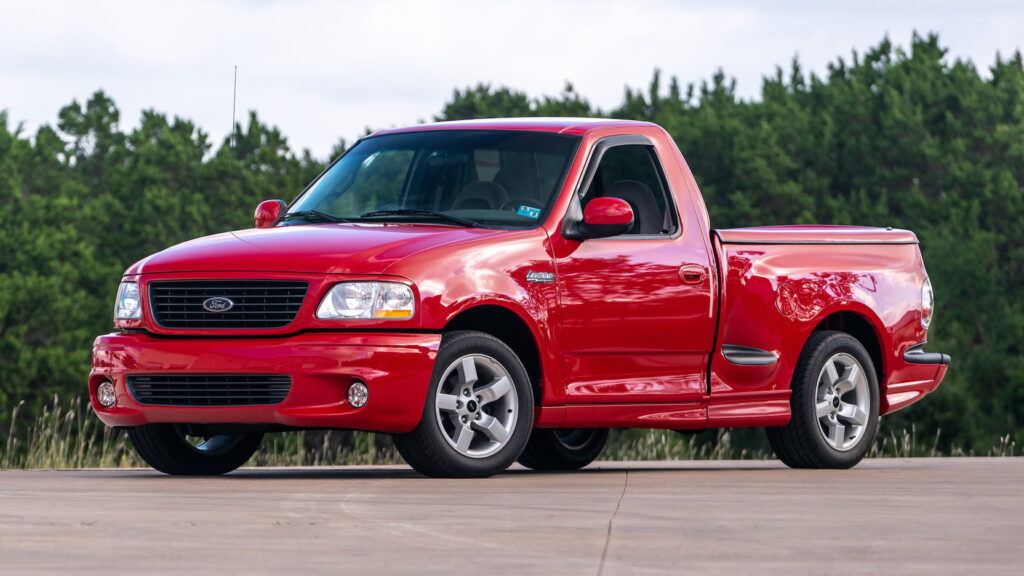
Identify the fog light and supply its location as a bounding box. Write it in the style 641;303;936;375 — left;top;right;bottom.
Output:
97;380;116;408
348;381;368;408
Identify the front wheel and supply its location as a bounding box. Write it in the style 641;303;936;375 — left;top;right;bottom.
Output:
394;331;534;478
766;331;879;469
127;424;263;475
517;429;609;470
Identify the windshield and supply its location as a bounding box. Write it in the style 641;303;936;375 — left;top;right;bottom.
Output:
285;130;580;229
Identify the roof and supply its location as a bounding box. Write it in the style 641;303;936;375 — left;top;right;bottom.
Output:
372;117;658;137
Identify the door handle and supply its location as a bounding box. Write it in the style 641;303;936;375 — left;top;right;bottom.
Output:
678;265;707;285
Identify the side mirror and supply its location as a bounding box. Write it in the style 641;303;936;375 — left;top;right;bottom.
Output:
254;200;287;228
578;197;634;239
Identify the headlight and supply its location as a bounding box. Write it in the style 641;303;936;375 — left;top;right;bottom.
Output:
921;277;934;328
114;281;142;320
316;282;415;320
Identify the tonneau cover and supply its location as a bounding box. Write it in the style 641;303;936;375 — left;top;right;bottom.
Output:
714;225;918;245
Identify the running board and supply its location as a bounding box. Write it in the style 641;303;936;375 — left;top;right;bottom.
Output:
533;391;792;430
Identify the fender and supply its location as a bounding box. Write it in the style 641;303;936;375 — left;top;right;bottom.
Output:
386;228;567;403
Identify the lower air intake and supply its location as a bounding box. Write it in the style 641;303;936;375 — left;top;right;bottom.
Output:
127;375;291;406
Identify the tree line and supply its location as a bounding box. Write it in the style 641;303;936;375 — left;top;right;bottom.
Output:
1;33;1020;452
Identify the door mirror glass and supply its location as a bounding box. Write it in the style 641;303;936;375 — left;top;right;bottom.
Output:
254;199;287;228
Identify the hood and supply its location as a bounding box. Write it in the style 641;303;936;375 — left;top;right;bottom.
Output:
127;223;503;275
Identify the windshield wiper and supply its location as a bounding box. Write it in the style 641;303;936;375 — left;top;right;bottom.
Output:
280;210;349;224
359;209;481;228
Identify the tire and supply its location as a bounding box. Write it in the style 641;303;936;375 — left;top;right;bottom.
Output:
127;424;263;475
517;429;609;470
766;331;880;469
394;331;534;478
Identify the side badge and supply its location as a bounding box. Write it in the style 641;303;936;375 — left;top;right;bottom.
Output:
525;271;555;284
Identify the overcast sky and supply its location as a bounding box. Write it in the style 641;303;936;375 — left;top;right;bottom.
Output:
2;0;1023;158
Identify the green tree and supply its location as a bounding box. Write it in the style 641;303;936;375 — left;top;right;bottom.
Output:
0;32;1021;455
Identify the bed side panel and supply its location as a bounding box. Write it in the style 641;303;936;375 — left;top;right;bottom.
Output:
710;239;931;417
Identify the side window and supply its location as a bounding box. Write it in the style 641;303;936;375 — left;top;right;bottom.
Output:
583;145;676;235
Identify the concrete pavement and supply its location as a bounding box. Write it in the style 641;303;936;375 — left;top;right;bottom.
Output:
1;458;1021;575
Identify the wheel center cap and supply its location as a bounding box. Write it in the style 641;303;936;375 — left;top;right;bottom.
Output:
832;396;841;408
466;400;478;412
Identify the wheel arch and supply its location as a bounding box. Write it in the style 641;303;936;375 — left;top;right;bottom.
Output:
442;304;544;404
811;310;885;392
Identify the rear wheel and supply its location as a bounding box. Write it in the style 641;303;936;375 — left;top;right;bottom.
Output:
518;428;609;470
127;424;263;475
767;331;879;468
394;331;533;478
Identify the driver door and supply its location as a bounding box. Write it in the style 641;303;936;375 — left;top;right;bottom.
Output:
556;141;715;403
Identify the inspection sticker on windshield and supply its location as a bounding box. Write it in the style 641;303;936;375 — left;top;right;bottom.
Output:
517;205;541;219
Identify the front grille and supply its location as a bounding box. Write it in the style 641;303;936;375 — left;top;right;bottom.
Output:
127;375;292;406
149;280;308;329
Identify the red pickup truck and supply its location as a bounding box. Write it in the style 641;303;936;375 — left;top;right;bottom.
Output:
90;118;948;477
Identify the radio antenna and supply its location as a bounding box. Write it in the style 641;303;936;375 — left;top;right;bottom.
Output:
231;65;238;149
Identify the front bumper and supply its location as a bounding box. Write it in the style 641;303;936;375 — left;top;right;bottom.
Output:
89;331;441;432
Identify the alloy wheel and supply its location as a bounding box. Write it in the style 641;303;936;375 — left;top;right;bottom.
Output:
433;354;518;458
814;353;871;451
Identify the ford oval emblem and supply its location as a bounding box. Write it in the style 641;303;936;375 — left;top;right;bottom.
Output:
202;297;234;312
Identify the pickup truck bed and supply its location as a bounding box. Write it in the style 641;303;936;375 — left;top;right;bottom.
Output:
710;225;945;423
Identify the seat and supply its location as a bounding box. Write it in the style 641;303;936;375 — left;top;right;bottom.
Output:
450;181;510;211
494;153;540;201
603;180;663;234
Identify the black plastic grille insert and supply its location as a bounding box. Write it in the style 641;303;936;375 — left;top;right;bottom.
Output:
127;375;292;406
149;280;308;329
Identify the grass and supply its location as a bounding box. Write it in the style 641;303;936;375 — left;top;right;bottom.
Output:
2;397;140;469
252;429;402;467
603;429;772;460
0;395;1016;469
